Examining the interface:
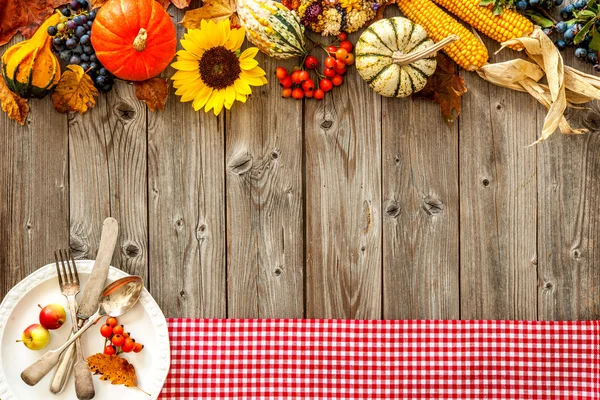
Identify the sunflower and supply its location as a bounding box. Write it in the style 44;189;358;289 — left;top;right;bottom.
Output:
171;19;268;115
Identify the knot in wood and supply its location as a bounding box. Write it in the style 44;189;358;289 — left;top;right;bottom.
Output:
571;248;582;261
385;200;401;218
273;267;282;277
320;120;333;130
123;242;140;258
482;178;491;187
227;153;253;176
115;103;136;120
422;196;444;216
69;233;89;259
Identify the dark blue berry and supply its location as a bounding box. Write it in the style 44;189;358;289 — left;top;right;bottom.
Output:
543;28;553;36
80;62;90;71
65;38;77;49
555;39;567;50
516;0;528;9
69;55;81;64
75;26;86;37
80;53;90;62
52;37;63;47
83;45;93;54
553;0;563;5
60;50;71;61
99;68;108;76
89;61;99;70
79;0;89;9
80;34;90;45
555;21;567;33
88;10;96;20
47;26;58;36
575;47;588;59
90;54;98;62
73;45;83;55
70;0;81;10
87;20;93;28
80;15;88;24
587;52;598;64
95;75;108;86
594;64;600;72
564;29;576;41
66;20;77;30
574;0;587;9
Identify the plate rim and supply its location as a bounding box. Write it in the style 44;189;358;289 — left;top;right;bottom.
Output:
0;260;170;400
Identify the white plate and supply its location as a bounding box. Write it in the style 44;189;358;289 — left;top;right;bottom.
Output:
0;260;170;400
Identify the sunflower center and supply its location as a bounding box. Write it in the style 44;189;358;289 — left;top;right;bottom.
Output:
199;46;241;90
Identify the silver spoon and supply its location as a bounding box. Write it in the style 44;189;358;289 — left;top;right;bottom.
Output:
21;276;144;387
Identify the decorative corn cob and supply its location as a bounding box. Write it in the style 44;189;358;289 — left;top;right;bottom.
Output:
431;0;534;49
397;0;488;71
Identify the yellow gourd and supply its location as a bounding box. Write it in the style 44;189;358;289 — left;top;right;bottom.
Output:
1;13;62;98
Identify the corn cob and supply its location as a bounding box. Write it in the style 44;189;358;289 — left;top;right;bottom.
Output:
397;0;488;71
431;0;534;49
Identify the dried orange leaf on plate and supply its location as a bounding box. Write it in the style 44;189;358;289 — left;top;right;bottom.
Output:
135;78;169;112
180;0;237;28
52;64;98;114
0;75;29;125
413;53;467;125
87;353;149;395
0;0;68;46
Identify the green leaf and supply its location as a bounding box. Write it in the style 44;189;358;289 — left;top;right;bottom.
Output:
590;29;600;51
578;10;597;19
525;11;554;28
574;19;595;44
588;0;597;9
479;0;495;6
492;2;503;14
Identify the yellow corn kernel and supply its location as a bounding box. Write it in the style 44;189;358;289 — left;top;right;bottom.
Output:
431;0;534;49
397;0;489;71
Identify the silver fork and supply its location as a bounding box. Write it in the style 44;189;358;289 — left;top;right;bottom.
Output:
55;250;95;399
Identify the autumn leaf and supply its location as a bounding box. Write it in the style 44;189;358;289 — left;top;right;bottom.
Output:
52;65;98;114
0;0;68;46
180;0;237;28
135;78;169;112
0;76;29;125
413;53;467;125
87;353;149;394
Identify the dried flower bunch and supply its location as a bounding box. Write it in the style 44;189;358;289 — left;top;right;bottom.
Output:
287;0;383;36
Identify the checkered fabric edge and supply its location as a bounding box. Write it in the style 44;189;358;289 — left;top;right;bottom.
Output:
160;319;600;400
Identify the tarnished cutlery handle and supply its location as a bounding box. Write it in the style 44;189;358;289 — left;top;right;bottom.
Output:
66;294;95;400
50;342;75;394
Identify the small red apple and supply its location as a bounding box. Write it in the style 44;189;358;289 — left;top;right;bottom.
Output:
38;303;66;330
17;323;51;350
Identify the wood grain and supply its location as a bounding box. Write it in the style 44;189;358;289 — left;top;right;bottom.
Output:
0;34;69;297
381;75;460;319
225;53;304;318
69;80;148;281
459;40;539;320
304;32;382;319
147;6;227;318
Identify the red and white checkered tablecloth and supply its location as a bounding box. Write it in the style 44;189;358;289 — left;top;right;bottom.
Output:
160;319;600;399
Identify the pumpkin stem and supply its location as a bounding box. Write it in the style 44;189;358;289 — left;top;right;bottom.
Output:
133;28;148;52
392;35;459;66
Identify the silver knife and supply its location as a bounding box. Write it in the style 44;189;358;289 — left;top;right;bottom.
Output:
50;217;119;396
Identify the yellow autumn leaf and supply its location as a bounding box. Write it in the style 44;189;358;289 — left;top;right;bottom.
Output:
0;75;29;125
52;64;98;114
180;0;237;28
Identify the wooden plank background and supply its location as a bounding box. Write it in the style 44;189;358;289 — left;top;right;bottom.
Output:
1;2;600;321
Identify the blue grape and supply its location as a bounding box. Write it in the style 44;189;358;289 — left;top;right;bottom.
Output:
88;10;96;20
70;0;80;10
99;68;108;76
80;53;90;62
69;55;81;64
83;45;93;54
588;52;598;64
95;75;108;86
75;26;86;37
60;7;71;17
80;62;90;71
89;54;98;62
73;45;83;55
555;21;567;33
65;38;77;49
66;20;77;30
575;47;588;59
47;26;58;36
80;15;88;24
52;37;62;47
80;34;90;45
79;0;89;9
87;21;93;28
89;61;99;70
72;15;83;25
60;50;71;61
555;39;567;50
516;0;528;8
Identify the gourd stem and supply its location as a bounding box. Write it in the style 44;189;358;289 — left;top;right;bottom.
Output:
133;28;148;52
392;35;459;66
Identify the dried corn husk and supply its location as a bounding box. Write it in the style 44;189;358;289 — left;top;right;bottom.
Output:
477;27;600;144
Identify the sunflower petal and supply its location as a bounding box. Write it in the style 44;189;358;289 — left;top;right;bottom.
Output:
239;58;259;70
241;67;266;77
240;72;267;86
171;61;199;71
236;92;247;103
192;86;213;111
211;90;226;116
226;27;246;51
224;86;236;109
240;47;260;60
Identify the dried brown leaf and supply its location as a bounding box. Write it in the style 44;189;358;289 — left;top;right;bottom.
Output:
135;78;169;111
413;53;467;125
0;0;68;46
0;75;29;125
179;0;237;28
87;353;138;387
51;64;98;114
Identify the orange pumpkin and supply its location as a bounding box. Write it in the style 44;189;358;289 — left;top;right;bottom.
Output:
91;0;176;81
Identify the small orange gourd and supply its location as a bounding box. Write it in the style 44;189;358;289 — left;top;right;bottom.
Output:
91;0;176;81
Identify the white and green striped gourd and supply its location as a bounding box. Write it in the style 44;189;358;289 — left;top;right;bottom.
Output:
356;17;456;98
237;0;307;59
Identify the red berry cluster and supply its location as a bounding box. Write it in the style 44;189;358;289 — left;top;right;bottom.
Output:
100;316;144;355
276;33;354;100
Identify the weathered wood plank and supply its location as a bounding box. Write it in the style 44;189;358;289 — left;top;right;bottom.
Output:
537;52;600;322
459;40;538;320
225;54;304;318
0;36;69;299
147;6;227;318
69;80;148;281
305;33;382;319
381;74;460;319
